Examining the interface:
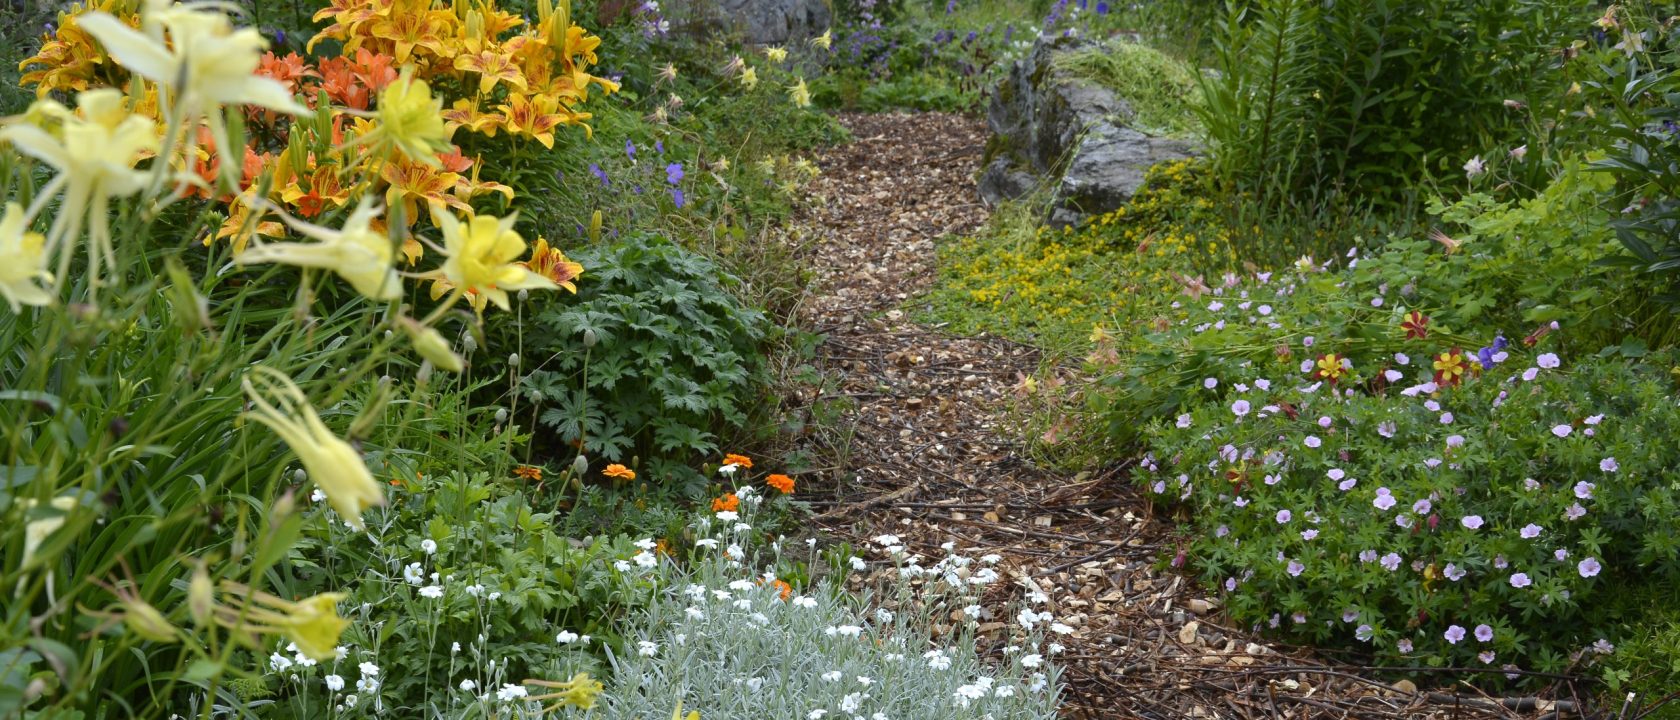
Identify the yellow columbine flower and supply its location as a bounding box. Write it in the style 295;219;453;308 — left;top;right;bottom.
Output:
213;581;350;661
242;366;384;530
740;67;759;89
80;2;308;184
354;67;453;166
787;77;811;108
0;89;156;295
763;46;788;63
235;198;401;301
431;205;557;311
0;202;54;311
810;29;832;50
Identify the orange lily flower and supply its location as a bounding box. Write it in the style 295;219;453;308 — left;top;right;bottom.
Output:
256;52;320;94
520;238;583;292
381;158;467;231
349;48;399;94
281;164;352;218
318;56;371;111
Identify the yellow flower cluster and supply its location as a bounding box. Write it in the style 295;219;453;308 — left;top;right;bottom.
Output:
933;159;1237;351
311;0;618;147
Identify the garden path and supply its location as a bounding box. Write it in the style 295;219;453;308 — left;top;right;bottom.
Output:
790;112;1554;720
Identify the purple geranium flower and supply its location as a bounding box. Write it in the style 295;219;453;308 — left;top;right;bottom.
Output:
1510;572;1532;588
1520;523;1543;539
1445;625;1467;644
1286;560;1305;577
1275;509;1292;524
1474;624;1494;642
1578;557;1602;578
1461;515;1484;530
1380;553;1401;571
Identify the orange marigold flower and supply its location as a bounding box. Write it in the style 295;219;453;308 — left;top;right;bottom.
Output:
722;454;753;469
766;473;794;494
711;493;740;513
513;465;542;481
603;463;636;480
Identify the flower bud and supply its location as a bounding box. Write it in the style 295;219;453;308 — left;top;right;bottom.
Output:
188;561;215;626
461;333;478;354
399;318;464;373
571;455;589;477
508;353;520;368
123;598;180;643
494;408;509;424
583;328;598;348
518;289;529;302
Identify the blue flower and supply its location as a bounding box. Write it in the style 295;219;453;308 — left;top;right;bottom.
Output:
1095;1;1109;14
666;163;684;185
626;139;636;159
589;163;610;187
671;188;686;208
655;140;665;154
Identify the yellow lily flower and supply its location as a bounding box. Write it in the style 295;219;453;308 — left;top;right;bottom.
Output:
80;2;308;185
442;98;505;137
236;198;401;301
497;93;567;148
367;0;452;64
0;89;156;295
431;204;556;312
242;366;384;530
310;0;394;53
0;202;55;311
382;157;467;234
454;47;529;95
520;237;583;293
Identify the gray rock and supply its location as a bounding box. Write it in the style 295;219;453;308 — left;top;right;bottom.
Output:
979;34;1197;227
669;0;831;46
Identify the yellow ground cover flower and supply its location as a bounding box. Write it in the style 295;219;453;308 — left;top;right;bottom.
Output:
242;366;384;530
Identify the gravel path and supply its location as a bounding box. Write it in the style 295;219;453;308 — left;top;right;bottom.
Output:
788;112;1583;720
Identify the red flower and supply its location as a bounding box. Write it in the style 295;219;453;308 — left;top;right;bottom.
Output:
1401;311;1429;340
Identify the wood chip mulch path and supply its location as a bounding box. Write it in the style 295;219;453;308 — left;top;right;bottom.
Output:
785;111;1608;720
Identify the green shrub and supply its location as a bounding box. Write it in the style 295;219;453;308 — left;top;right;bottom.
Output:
1196;0;1595;209
517;235;771;489
1133;269;1680;676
